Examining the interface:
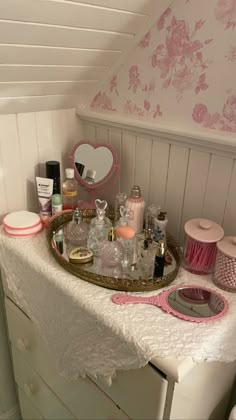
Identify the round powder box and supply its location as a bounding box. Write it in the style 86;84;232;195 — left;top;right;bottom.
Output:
3;211;43;238
213;236;236;293
69;247;93;264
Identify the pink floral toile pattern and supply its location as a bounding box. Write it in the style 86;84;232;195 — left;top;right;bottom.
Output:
138;31;151;48
192;95;236;132
90;91;116;112
151;8;211;100
124;100;162;119
215;0;236;29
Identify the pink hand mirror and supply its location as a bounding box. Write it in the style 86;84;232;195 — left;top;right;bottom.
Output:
112;285;228;323
68;140;120;209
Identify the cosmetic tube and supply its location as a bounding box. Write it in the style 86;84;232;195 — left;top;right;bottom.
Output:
36;177;53;222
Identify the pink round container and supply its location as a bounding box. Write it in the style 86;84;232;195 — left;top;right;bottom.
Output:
213;236;236;293
183;218;224;275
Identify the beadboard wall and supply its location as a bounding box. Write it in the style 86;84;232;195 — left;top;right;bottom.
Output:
0;108;81;221
0;0;166;114
80;114;236;244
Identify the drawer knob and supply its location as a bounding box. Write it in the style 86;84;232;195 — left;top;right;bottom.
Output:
23;383;36;397
16;338;30;352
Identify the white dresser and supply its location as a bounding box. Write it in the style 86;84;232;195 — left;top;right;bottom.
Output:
2;289;235;420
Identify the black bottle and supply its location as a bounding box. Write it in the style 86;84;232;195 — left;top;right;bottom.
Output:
46;161;61;195
154;240;165;278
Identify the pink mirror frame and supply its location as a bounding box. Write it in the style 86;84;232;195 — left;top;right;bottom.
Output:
68;140;120;208
112;285;229;323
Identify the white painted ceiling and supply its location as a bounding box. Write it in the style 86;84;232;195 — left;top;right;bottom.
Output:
0;0;164;113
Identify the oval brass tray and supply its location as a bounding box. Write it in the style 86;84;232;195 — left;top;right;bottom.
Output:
47;210;182;292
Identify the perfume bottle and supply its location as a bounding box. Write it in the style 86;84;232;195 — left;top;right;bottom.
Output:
115;206;130;227
90;199;112;229
114;193;127;223
145;204;159;231
64;208;89;248
100;227;124;268
126;185;145;234
138;239;156;279
153;210;168;247
87;207;108;257
116;222;136;268
154;240;165;278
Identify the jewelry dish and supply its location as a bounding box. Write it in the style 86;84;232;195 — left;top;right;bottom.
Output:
47;210;182;292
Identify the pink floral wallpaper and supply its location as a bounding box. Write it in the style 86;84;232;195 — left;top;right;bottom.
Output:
90;0;236;133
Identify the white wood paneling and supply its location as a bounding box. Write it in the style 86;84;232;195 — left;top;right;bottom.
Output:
0;0;147;33
135;136;152;204
148;140;170;210
202;155;234;224
80;117;236;241
67;0;157;14
0;109;81;221
0;66;108;82
165;145;190;240
0;45;121;67
0;115;25;214
0;81;97;97
180;150;211;243
17;113;39;212
120;133;136;196
0;0;166;112
0;21;131;50
0;95;80;115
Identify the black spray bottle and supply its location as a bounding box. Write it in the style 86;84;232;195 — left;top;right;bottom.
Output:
154;240;165;278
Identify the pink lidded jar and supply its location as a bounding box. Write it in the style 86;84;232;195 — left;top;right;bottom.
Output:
126;185;145;234
213;237;236;292
183;218;224;275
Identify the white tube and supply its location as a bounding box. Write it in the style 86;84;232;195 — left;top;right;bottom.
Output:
36;177;53;221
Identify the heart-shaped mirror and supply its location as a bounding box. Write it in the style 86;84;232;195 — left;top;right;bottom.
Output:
68;140;120;208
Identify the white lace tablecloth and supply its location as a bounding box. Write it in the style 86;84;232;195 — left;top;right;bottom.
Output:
0;228;236;382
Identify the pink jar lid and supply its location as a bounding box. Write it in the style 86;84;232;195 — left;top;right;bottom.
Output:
217;236;236;258
184;218;224;243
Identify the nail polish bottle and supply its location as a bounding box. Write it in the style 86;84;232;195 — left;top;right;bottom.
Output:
154;240;165;278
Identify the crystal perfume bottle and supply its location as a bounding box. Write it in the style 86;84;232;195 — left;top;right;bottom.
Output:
114;193;127;223
115;206;130;227
90;199;112;229
64;208;89;248
100;227;124;268
137;236;156;279
87;207;108;257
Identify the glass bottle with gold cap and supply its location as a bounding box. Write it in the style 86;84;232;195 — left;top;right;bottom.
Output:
100;227;124;268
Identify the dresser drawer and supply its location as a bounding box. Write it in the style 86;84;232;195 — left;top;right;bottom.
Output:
18;388;43;420
12;347;75;420
6;298;129;420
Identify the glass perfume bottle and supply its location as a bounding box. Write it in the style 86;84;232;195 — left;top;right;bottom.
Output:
137;232;156;279
100;227;124;268
87;207;108;257
90;199;112;229
154;240;165;278
64;208;89;248
115;206;130;227
114;193;127;223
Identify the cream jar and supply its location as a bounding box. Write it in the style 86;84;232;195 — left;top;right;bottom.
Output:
213;236;236;292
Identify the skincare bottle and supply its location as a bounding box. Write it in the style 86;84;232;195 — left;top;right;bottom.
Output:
154;211;168;247
114;193;127;223
64;208;89;248
100;227;124;268
84;169;96;184
52;194;62;216
46;161;61;195
62;168;78;210
154;240;165;278
126;185;145;234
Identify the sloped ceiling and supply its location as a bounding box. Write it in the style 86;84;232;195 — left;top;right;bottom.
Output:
0;0;167;113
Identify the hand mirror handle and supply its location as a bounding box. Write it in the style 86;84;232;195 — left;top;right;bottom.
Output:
112;293;161;307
